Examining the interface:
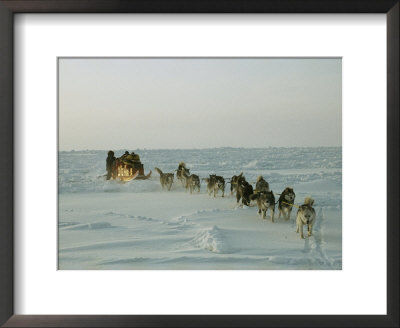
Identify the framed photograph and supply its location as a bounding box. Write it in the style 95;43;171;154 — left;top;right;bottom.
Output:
0;0;398;327
57;56;342;271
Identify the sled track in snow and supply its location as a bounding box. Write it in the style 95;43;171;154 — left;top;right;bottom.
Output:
312;208;335;267
301;207;336;268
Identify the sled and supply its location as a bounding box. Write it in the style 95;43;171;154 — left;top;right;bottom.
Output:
112;159;152;182
135;170;152;180
118;170;140;182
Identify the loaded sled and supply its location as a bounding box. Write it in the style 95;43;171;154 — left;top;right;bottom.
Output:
110;152;152;182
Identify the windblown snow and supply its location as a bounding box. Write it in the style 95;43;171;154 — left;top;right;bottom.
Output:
58;147;342;270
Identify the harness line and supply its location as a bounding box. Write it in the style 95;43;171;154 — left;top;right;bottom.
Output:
281;201;300;209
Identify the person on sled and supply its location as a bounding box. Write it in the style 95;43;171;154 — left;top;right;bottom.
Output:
106;150;116;180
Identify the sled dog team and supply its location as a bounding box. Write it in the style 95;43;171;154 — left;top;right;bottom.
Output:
155;162;316;239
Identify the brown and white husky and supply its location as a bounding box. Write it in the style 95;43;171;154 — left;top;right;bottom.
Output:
155;167;174;191
296;196;316;239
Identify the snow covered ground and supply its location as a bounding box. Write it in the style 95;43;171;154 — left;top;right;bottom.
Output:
58;147;342;270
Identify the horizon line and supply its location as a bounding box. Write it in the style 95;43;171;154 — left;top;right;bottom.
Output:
59;145;342;152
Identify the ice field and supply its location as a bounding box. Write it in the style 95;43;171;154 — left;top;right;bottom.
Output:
58;147;342;270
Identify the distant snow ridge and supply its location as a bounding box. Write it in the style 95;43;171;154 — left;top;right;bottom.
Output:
243;160;258;168
191;226;232;254
105;211;153;221
62;221;115;230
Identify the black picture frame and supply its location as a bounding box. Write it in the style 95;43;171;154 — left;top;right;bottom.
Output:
0;1;398;327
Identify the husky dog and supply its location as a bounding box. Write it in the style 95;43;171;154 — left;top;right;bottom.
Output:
278;187;296;220
296;196;316;239
189;174;201;193
176;162;190;186
250;190;275;222
229;172;243;195
204;176;214;196
155;167;174;191
182;171;200;194
255;176;270;193
204;175;225;197
214;175;225;197
236;175;254;206
210;174;225;197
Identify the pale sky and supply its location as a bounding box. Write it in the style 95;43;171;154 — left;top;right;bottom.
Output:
58;58;341;150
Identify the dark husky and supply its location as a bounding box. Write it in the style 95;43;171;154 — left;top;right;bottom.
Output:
176;162;190;186
203;177;214;196
250;191;275;222
205;174;225;197
155;167;174;191
278;187;296;220
229;172;243;195
182;171;201;194
255;176;270;193
236;175;254;206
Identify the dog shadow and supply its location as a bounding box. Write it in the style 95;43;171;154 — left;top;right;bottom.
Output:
302;237;311;253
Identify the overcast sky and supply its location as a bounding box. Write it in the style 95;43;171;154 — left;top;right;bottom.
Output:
58;58;341;150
